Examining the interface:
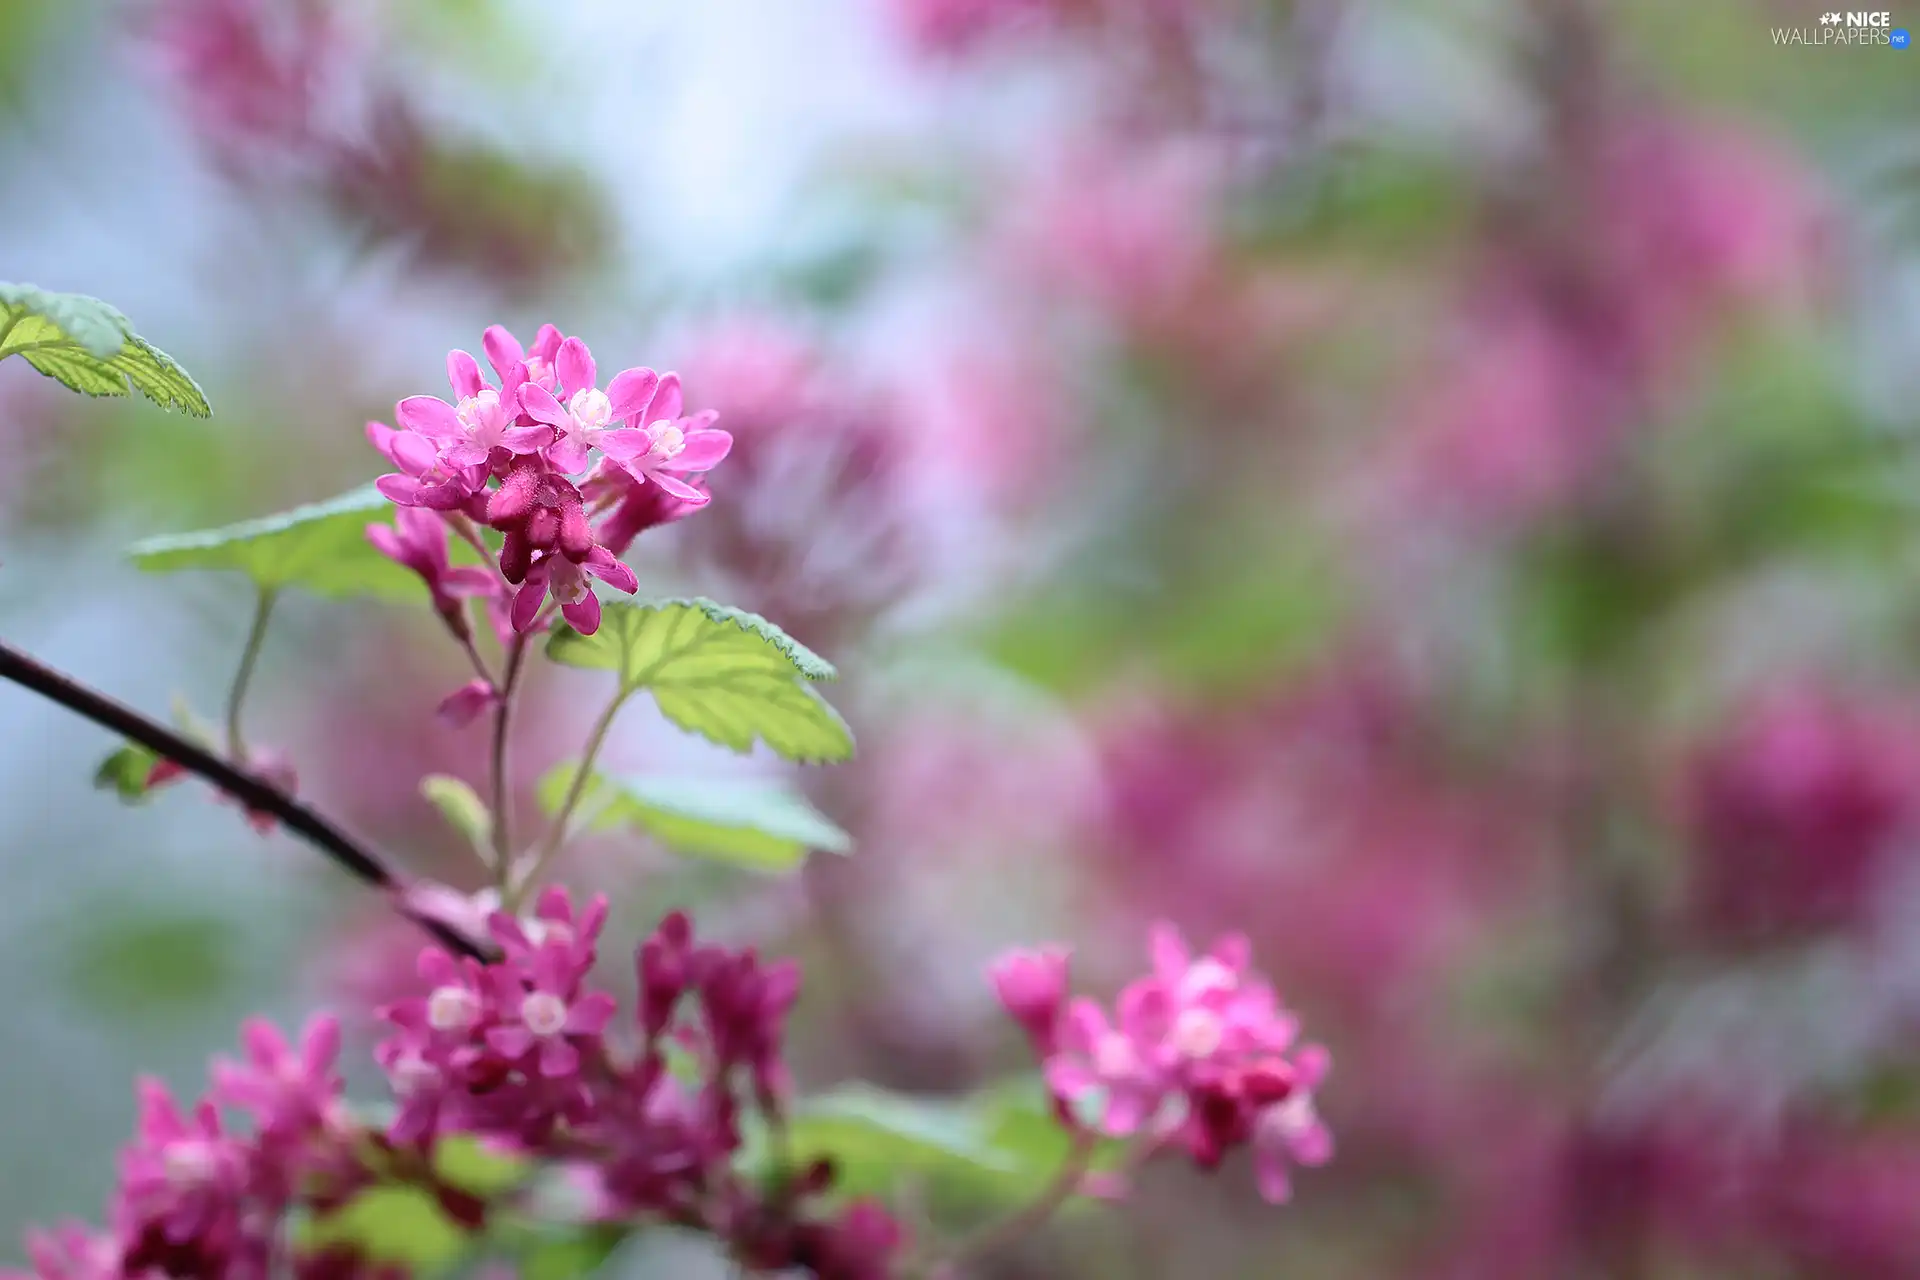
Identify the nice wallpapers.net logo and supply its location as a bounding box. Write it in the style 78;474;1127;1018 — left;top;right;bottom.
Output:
1774;10;1911;44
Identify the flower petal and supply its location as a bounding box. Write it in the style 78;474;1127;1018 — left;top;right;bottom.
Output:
670;429;732;471
649;471;711;505
546;438;591;475
607;367;660;421
584;548;638;594
562;591;602;635
482;325;524;384
396;396;464;441
447;350;484;400
516;382;571;428
390;430;440;476
648;373;683;423
557;337;596;398
510;579;546;633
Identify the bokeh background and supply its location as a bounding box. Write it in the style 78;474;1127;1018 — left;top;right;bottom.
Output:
6;0;1920;1274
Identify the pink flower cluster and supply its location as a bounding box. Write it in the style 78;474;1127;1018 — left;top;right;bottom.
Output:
992;924;1332;1203
367;324;730;636
2;892;905;1280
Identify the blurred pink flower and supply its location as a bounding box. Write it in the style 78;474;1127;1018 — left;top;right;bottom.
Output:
1680;683;1920;944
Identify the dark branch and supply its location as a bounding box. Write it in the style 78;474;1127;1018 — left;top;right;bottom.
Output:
0;638;488;960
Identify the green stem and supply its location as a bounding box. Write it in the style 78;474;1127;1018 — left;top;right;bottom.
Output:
511;688;628;908
488;634;530;890
225;588;277;760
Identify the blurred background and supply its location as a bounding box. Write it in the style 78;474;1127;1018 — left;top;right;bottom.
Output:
5;0;1920;1274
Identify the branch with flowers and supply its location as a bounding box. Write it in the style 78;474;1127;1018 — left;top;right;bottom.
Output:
0;284;1331;1279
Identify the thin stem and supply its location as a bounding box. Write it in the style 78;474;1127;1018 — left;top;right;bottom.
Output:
225;588;276;759
488;633;531;890
0;638;488;960
926;1128;1099;1276
511;688;628;908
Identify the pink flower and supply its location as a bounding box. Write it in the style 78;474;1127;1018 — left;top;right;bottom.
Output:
434;678;500;729
365;507;496;633
1249;1043;1333;1204
209;1015;345;1146
1;1225;125;1280
484;460;639;636
394;350;553;472
988;946;1070;1055
482;323;565;394
585;464;705;555
1044;994;1169;1136
513;338;664;475
510;546;636;636
115;1080;255;1275
597;372;731;506
367;418;485;511
483;943;618;1079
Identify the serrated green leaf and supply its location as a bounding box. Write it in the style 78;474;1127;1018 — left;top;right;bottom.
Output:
127;484;427;600
536;763;850;871
94;742;163;802
0;282;210;416
545;600;853;763
421;775;492;855
297;1186;470;1271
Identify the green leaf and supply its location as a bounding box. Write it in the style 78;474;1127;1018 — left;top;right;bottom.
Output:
519;1230;626;1280
61;899;243;1019
545;600;853;763
421;775;492;855
94;742;163;802
762;1085;1018;1201
0;282;210;416
536;763;851;871
432;1133;527;1197
297;1186;470;1271
127;484;427;600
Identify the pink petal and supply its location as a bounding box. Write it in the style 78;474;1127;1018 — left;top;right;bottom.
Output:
415;480;472;511
390;430;440;477
595;427;651;462
671;429;732;471
500;424;556;453
441;566;498;598
510;579;546;633
607;367;660;420
566;992;617;1034
1292;1121;1334;1166
486;1026;534;1059
562;591;602;635
1293;1043;1331;1090
365;420;398;462
436;679;500;729
648;471;711;505
482;325;524;383
539;1038;580;1078
584;548;638;594
557;337;596;397
396;396;463;441
647;373;683;423
532;324;564;360
365;523;408;565
516;382;570;428
375;474;428;506
447;350;484;400
1255;1155;1294;1205
440;440;492;469
546;438;591;475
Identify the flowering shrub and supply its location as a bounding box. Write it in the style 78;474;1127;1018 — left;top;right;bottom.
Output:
0;290;1328;1278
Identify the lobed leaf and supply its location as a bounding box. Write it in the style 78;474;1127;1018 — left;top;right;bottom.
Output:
762;1085;1017;1201
0;282;210;416
94;742;163;802
536;763;851;872
545;600;853;763
127;484;427;600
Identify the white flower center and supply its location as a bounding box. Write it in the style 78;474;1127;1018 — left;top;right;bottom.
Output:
457;389;502;436
162;1140;218;1189
1171;1008;1224;1060
548;559;590;605
1094;1031;1139;1077
521;991;569;1038
568;388;612;431
426;985;480;1032
648;420;686;461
